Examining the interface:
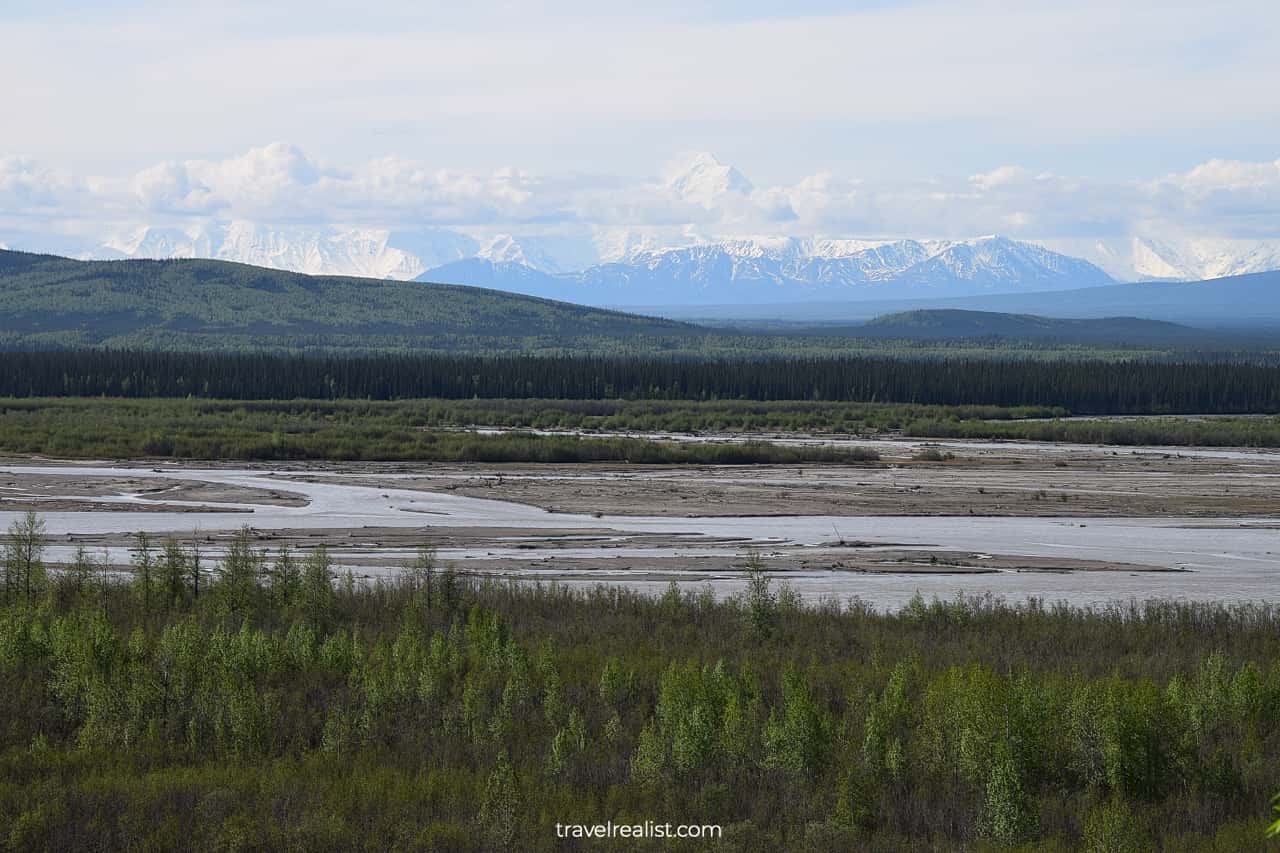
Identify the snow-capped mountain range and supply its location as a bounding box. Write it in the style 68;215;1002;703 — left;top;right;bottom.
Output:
17;220;1280;307
64;222;1122;304
8;221;1280;308
418;236;1115;306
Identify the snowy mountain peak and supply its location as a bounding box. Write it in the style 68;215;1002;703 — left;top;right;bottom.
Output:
104;223;215;259
98;222;474;280
477;234;534;267
474;234;603;274
1042;236;1280;282
589;229;671;264
664;152;754;206
1128;236;1280;281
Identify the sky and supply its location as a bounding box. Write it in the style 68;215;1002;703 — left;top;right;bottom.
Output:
2;0;1279;249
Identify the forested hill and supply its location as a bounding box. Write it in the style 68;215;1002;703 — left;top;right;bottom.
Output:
0;249;697;353
859;310;1201;342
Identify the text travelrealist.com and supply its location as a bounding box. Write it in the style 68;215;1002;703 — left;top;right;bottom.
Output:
554;821;722;840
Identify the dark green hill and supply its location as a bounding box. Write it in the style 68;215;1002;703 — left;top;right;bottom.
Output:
0;250;695;353
858;309;1202;342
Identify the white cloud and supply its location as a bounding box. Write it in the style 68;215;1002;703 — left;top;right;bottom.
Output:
1143;159;1280;237
2;145;1280;257
0;157;78;209
131;144;329;217
970;167;1030;192
132;162;218;214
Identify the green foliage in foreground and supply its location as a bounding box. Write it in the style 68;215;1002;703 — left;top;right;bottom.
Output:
2;532;1279;850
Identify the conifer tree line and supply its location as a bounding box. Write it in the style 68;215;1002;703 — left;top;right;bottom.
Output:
3;349;1280;414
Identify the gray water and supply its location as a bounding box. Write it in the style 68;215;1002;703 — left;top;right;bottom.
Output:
2;452;1277;610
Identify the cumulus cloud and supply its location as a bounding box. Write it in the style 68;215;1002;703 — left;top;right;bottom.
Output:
0;156;78;209
130;144;331;218
132;161;218;214
969;166;1031;192
2;144;1280;252
124;145;583;226
1143;159;1280;237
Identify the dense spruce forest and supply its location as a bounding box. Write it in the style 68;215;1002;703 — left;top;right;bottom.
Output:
3;349;1280;414
2;533;1279;851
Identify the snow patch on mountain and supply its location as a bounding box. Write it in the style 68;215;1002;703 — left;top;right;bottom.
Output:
1127;237;1280;281
664;152;754;207
98;222;477;279
475;234;607;274
589;228;675;264
1043;236;1280;282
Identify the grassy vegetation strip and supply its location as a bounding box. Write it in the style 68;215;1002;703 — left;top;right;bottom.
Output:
4;397;1279;459
906;414;1280;448
0;398;885;463
1;539;1279;850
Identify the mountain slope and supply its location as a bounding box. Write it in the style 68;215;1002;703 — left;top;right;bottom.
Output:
0;250;695;353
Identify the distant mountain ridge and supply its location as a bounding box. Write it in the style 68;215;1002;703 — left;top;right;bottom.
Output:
8;218;1280;306
418;236;1115;306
